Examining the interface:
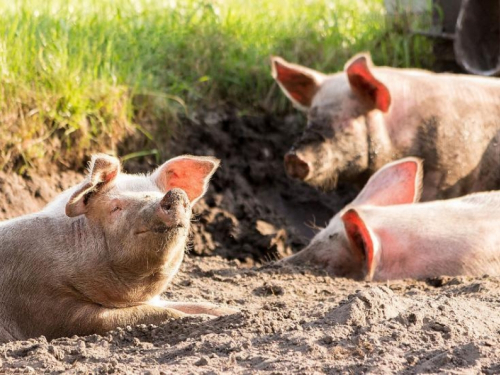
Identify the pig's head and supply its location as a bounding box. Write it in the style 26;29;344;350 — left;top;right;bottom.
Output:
283;157;422;280
271;53;391;189
64;154;219;286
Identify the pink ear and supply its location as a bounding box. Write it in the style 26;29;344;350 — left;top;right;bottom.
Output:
152;155;220;205
271;56;324;109
352;157;423;207
66;154;121;217
341;208;377;280
345;54;391;112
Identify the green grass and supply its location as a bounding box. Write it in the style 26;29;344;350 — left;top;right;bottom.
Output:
0;0;433;172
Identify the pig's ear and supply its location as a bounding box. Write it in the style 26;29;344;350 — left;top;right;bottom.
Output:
151;155;220;205
345;53;391;112
352;157;423;207
271;56;325;110
341;208;379;281
65;154;121;217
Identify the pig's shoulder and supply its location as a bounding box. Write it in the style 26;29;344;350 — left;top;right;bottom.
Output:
41;185;81;216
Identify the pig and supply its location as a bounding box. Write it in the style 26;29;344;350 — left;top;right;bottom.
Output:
0;154;236;343
271;53;500;200
282;157;500;281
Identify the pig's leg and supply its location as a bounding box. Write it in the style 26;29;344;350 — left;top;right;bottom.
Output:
146;295;237;316
160;301;238;316
69;304;187;336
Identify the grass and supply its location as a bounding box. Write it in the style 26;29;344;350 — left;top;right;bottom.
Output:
0;0;434;172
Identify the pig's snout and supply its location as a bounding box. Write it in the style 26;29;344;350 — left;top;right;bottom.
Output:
157;188;190;228
284;152;311;181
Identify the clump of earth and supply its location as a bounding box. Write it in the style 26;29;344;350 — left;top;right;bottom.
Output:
1;112;499;374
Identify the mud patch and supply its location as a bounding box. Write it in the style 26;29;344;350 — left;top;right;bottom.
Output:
0;170;81;221
153;110;356;263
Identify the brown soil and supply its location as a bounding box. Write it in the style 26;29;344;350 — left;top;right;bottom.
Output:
1;112;499;374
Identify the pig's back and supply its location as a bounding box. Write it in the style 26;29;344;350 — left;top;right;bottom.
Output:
376;67;500;114
360;193;500;279
377;66;500;89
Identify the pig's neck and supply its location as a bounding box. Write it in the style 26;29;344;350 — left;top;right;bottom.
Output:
364;70;421;173
365;110;399;173
63;216;174;307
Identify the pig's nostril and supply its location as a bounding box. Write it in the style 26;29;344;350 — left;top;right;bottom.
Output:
284;153;310;180
160;188;190;214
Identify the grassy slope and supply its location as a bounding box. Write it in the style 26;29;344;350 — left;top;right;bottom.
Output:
0;0;432;172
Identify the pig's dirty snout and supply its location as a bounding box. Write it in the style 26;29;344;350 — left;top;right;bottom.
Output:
284;152;311;181
161;189;189;211
157;188;190;229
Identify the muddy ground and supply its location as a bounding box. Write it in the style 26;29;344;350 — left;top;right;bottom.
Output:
1;112;500;374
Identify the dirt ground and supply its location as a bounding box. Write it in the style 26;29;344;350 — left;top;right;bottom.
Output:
1;112;500;374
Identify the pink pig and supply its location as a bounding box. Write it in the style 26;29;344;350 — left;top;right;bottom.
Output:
0;154;236;343
282;158;500;281
272;53;500;200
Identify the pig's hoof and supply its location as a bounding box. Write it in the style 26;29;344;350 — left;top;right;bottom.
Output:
210;306;239;316
194;304;239;317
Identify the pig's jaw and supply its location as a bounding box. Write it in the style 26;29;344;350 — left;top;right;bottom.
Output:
160;240;186;284
299;148;368;191
295;148;340;190
307;170;340;191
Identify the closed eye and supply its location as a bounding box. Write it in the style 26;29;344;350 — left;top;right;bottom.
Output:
111;206;122;213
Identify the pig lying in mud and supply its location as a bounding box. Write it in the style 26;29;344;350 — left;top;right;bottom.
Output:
0;154;235;343
282;157;500;281
272;53;500;200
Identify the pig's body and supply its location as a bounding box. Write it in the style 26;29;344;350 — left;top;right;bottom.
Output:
363;68;500;199
346;194;500;280
272;54;500;200
282;158;500;280
0;155;235;343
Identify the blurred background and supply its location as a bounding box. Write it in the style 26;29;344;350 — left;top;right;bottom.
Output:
0;0;489;173
0;0;437;172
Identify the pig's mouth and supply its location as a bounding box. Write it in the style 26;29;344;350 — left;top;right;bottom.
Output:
135;223;187;235
306;169;339;191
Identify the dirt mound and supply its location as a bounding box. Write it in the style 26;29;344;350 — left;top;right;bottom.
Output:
325;286;410;326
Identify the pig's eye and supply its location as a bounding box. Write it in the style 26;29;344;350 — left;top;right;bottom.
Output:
111;206;122;213
329;233;339;240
